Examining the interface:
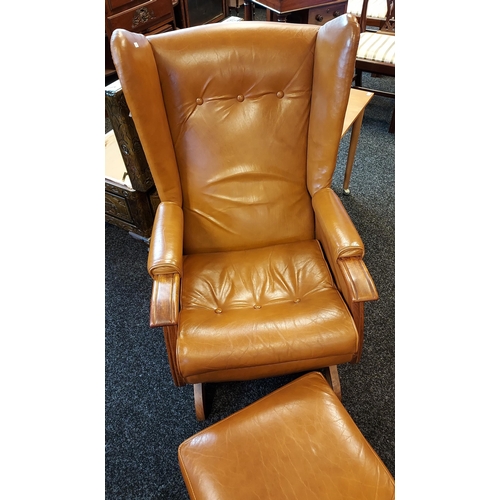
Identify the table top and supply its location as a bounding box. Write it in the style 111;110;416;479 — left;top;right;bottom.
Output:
342;88;374;137
105;130;132;188
252;0;345;15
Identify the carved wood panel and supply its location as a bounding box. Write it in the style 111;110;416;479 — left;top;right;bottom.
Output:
105;81;155;193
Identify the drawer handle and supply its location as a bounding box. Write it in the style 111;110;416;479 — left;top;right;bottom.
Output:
132;7;156;27
333;10;341;17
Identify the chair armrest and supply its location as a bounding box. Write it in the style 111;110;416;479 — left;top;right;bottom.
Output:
312;188;378;303
150;273;180;327
147;201;184;278
337;257;378;303
148;201;184;327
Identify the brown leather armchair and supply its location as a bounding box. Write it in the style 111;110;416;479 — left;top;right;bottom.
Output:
110;15;378;420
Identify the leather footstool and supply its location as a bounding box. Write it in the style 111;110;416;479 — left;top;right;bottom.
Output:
178;371;395;499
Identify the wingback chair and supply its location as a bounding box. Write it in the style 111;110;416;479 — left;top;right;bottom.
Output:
110;15;378;420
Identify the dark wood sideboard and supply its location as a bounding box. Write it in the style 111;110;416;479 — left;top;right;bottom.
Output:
245;0;347;24
105;0;176;78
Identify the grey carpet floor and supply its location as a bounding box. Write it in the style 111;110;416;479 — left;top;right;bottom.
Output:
105;64;395;498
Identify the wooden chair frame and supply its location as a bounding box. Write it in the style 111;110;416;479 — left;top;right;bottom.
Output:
353;0;395;131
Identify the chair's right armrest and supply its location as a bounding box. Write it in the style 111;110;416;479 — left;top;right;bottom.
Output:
147;202;184;327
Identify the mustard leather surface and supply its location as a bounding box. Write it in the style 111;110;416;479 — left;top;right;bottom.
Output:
150;22;318;254
307;18;361;195
111;17;359;254
110;30;182;205
178;240;358;383
147;201;184;277
110;16;371;388
312;188;364;261
178;372;395;499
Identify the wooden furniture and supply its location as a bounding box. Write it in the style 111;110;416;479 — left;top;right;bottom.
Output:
228;0;245;15
353;0;395;131
347;0;388;29
110;18;378;420
341;88;374;195
105;80;160;240
179;372;395;500
244;0;346;24
105;0;175;78
175;0;228;27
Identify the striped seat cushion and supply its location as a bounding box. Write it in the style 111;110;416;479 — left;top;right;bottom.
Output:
348;0;388;19
357;31;395;64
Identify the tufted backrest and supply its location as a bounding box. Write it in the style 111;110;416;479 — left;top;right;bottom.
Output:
111;18;359;254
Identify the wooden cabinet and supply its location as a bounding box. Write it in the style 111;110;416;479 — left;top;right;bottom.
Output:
105;80;160;240
105;0;175;37
175;0;228;28
105;0;175;77
307;1;348;25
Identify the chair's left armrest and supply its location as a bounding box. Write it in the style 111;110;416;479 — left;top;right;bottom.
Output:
148;202;184;327
312;188;378;305
148;202;184;278
150;273;180;327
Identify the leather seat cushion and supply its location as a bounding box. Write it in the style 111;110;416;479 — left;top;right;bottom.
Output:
178;240;358;383
178;371;395;500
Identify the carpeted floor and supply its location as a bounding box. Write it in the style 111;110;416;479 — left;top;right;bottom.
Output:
105;44;395;498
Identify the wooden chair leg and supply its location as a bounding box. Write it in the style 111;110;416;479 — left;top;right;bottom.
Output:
194;383;207;421
354;71;362;87
321;366;342;401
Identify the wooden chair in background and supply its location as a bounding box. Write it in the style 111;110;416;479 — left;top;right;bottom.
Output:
353;0;395;132
347;0;389;29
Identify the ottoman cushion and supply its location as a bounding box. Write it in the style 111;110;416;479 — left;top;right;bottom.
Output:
178;372;394;499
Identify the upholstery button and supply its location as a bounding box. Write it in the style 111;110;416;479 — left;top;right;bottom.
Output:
276;91;284;99
293;298;301;303
196;98;203;105
253;305;261;309
214;308;222;314
237;94;245;102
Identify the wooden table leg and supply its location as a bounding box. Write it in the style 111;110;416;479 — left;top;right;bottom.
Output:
244;0;253;20
343;108;366;195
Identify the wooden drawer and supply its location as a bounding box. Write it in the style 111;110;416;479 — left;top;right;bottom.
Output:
106;0;173;35
105;132;157;237
266;0;346;23
307;1;347;25
106;181;140;226
105;179;156;237
106;0;137;11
